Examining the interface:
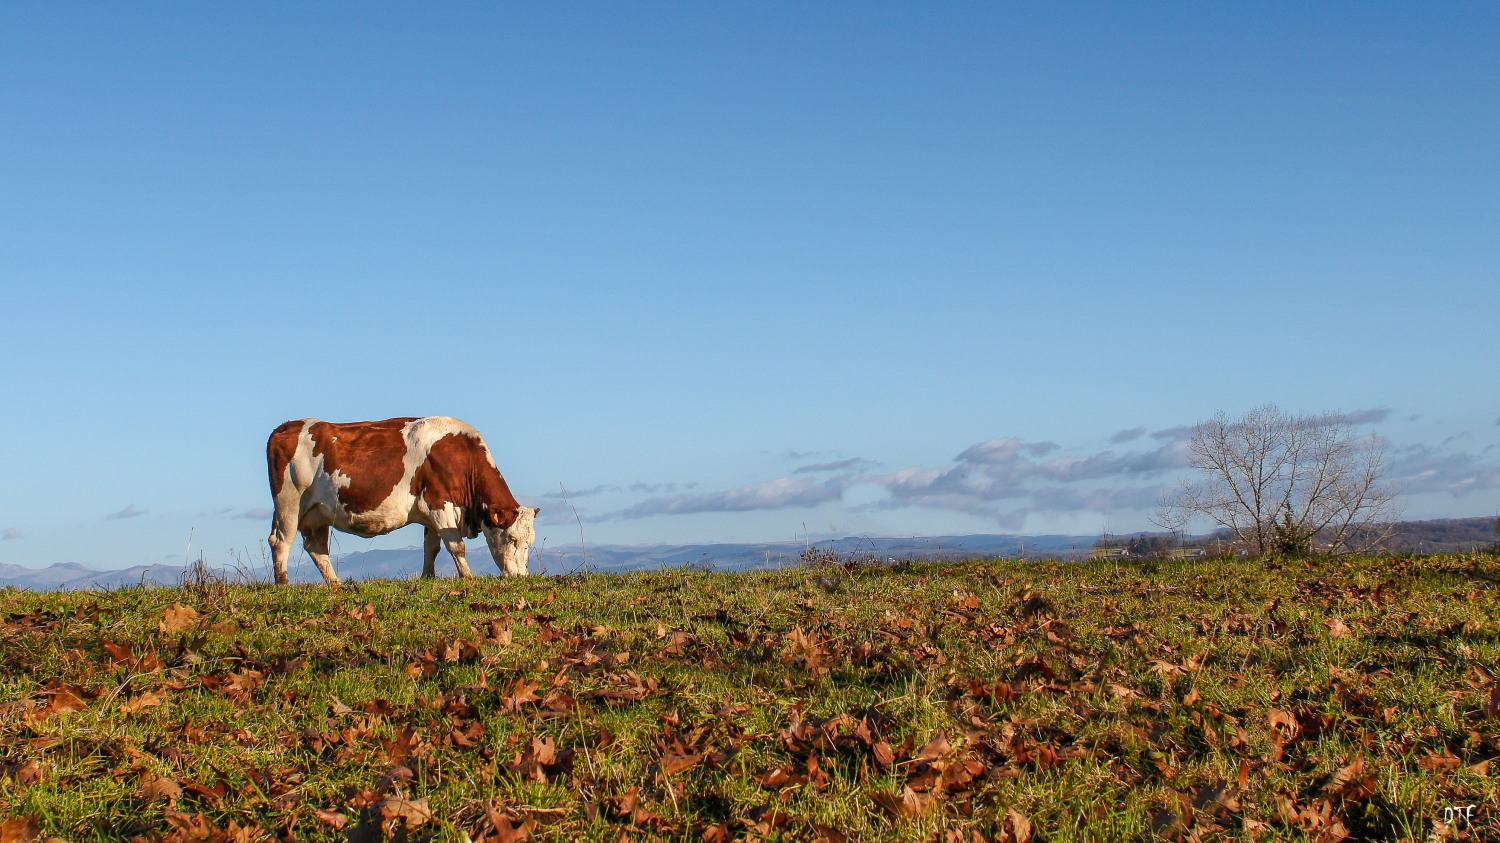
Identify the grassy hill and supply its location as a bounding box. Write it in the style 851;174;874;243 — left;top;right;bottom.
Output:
3;552;1498;841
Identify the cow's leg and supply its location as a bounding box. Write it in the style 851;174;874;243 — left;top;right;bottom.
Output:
268;509;299;586
301;525;341;586
440;529;475;579
422;527;441;579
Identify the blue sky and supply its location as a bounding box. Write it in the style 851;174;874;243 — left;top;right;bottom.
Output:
3;3;1497;570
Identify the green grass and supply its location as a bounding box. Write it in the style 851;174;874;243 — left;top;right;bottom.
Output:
3;553;1498;841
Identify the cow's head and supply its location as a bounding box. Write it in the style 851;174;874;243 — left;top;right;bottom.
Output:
482;505;539;576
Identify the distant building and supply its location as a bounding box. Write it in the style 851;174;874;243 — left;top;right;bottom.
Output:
1091;534;1205;560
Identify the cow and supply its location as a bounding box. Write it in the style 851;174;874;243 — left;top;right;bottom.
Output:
265;417;539;585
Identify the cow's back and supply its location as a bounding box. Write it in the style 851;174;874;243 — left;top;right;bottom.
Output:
268;417;502;537
304;418;418;515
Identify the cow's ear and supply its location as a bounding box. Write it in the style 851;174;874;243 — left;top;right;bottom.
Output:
532;507;541;518
489;508;504;526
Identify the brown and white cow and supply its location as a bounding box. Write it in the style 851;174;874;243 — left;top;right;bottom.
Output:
265;417;538;585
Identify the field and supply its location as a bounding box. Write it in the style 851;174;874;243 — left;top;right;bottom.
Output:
3;552;1498;842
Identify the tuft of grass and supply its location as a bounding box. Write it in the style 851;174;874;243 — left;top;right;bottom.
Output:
2;552;1498;841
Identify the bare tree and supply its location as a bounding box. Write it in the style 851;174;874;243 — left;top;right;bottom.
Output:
1152;504;1190;546
1155;404;1399;556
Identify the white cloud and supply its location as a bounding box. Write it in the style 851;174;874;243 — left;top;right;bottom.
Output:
1;528;21;540
859;436;1186;525
594;475;850;521
539;481;699;501
1150;425;1194;442
592;432;1190;528
1390;444;1500;496
236;507;274;520
539;484;621;499
628;481;697;494
105;504;147;520
1344;407;1391;425
792;457;874;474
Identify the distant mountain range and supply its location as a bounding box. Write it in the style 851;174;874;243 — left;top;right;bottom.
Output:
0;532;1088;592
4;517;1493;592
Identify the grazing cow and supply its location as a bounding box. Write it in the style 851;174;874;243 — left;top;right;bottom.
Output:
265;417;538;585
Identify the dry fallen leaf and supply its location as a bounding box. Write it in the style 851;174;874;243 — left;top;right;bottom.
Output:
503;679;541;711
1148;659;1186;678
381;729;423;765
1418;751;1461;774
915;733;953;763
8;759;42;786
32;685;90;723
120;690;168;715
136;775;182;803
1267;708;1299;739
353;797;432;841
0;817;39;843
480;800;535;843
1324;756;1366;793
871;786;936;819
659;753;704;776
224;669;264;697
159;603;201;634
1005;809;1034;843
0;817;63;843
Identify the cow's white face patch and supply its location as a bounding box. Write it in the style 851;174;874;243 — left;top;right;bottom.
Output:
484;506;537;576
